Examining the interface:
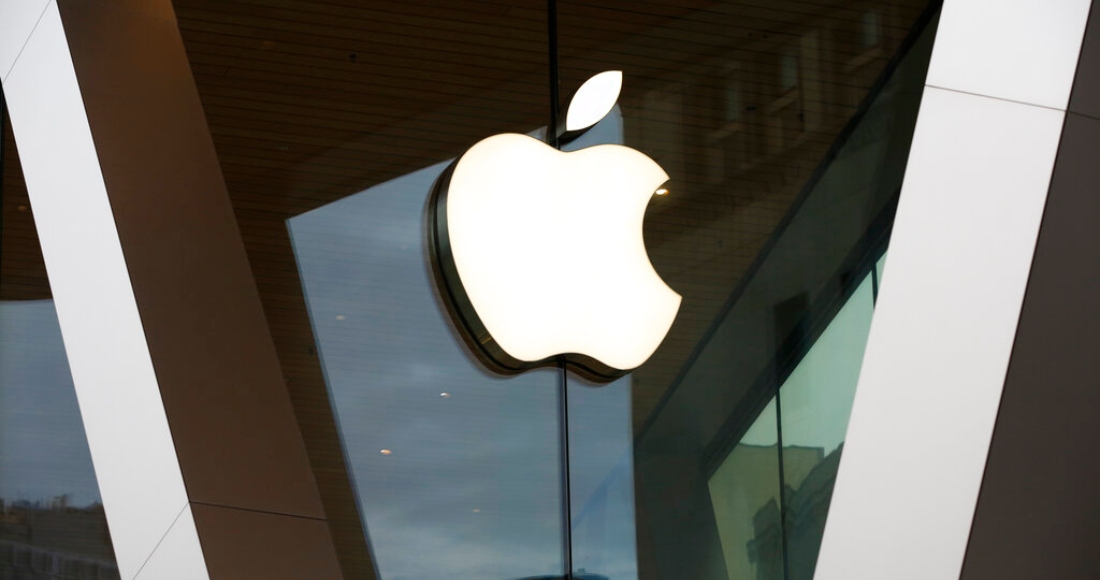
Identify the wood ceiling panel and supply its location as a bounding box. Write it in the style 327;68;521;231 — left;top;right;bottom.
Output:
0;119;49;302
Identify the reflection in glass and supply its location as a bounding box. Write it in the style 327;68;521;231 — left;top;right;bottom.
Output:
778;277;874;457
267;1;938;577
778;276;875;580
555;2;939;579
567;376;637;580
708;398;781;580
290;163;564;580
0;301;119;579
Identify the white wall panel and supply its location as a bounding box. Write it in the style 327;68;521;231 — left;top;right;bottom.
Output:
134;505;211;580
927;0;1091;109
816;3;1094;578
1;4;199;578
0;0;49;82
813;87;1065;580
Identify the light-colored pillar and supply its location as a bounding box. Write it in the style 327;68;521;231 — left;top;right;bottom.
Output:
814;2;1092;580
0;1;343;578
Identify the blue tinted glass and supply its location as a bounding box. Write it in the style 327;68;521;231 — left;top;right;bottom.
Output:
566;375;637;580
0;300;120;578
252;2;937;578
2;104;119;577
290;163;564;580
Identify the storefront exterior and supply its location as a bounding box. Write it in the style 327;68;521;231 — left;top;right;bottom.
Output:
0;1;1097;579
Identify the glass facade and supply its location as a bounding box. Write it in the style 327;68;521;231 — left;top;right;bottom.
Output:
267;1;937;578
0;0;941;578
706;271;877;580
289;164;565;579
619;12;937;578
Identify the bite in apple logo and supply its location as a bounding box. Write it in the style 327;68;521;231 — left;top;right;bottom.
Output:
428;71;681;379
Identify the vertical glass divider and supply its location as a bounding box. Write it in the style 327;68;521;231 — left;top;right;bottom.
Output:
547;0;572;576
547;0;560;150
558;357;574;579
774;386;791;580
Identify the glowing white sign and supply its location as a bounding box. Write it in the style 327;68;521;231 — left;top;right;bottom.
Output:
429;72;680;377
566;70;623;132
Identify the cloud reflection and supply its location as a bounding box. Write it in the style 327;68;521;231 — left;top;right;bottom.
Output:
290;111;637;580
0;300;102;508
291;162;564;580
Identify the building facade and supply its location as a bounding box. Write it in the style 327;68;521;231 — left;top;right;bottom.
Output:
0;0;1097;579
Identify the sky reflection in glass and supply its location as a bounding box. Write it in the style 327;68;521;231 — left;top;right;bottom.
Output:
0;300;101;507
292;162;562;579
290;111;640;580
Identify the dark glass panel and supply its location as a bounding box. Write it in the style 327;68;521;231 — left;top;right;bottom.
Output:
556;2;938;578
777;274;875;580
169;1;939;578
289;161;564;580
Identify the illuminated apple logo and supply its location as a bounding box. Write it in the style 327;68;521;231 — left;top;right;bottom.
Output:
429;71;681;379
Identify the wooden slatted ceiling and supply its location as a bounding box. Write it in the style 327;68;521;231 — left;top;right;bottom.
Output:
174;0;547;209
0;120;46;302
0;1;930;578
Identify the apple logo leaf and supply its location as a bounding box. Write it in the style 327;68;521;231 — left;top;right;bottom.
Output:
565;70;623;133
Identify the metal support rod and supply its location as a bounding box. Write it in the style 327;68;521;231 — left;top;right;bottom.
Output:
774;386;791;580
557;356;574;580
548;0;561;150
547;2;573;578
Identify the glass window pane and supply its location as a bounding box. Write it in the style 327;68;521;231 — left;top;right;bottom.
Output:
708;397;782;580
779;277;875;457
173;2;560;576
166;0;939;577
778;276;876;580
556;2;939;578
567;374;638;580
289;162;564;580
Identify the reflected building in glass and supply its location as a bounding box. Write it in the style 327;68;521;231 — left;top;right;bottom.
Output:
1;0;1099;579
